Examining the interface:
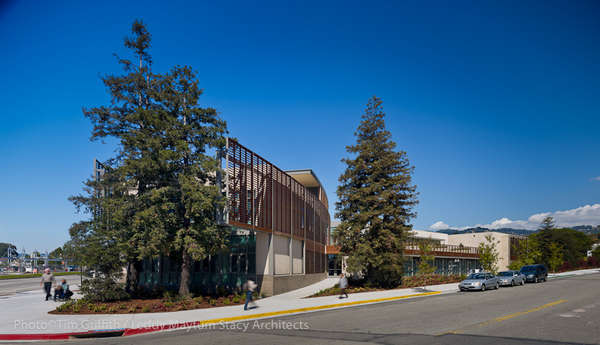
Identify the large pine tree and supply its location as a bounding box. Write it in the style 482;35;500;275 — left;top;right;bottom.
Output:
71;20;229;296
335;96;418;288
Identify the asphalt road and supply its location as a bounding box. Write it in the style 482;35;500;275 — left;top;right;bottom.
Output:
8;274;600;345
0;275;82;296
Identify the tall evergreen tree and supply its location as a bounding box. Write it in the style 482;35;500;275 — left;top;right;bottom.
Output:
71;20;229;296
334;96;418;288
540;216;555;231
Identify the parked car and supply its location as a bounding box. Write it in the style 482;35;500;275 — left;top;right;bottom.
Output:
497;270;525;286
459;272;500;291
520;264;548;283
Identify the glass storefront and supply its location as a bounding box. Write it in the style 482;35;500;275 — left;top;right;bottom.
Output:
139;227;257;293
403;256;480;276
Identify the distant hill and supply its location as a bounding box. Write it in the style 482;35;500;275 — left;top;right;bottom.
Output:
572;225;600;234
436;225;600;236
436;227;534;236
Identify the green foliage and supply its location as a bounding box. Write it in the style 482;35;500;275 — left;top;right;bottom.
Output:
80;278;130;303
69;20;229;296
509;237;543;270
531;228;593;266
417;240;436;276
478;234;500;274
0;272;77;280
539;216;555;231
592;246;600;259
334;96;418;288
0;243;17;257
547;242;564;272
48;247;63;259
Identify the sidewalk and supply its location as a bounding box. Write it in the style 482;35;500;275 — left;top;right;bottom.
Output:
1;268;597;340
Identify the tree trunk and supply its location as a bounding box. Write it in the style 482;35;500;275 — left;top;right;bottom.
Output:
126;260;141;296
179;251;192;296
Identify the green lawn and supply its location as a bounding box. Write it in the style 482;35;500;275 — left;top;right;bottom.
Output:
0;272;80;280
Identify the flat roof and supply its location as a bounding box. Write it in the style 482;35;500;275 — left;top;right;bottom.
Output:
285;169;324;189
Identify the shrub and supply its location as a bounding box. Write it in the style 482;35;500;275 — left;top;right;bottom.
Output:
209;299;217;306
232;296;240;303
72;303;81;313
56;302;73;312
141;306;151;313
162;291;178;302
193;296;203;304
223;298;231;305
80;278;130;303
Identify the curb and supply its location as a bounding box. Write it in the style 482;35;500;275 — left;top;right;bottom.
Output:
0;291;442;341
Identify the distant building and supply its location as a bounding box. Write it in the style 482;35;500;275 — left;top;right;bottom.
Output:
327;228;524;276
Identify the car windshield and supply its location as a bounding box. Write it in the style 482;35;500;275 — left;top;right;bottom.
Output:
521;267;536;273
498;272;513;276
467;274;486;279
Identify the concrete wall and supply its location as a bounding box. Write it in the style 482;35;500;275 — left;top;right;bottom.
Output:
274;234;290;275
255;233;325;296
410;230;449;244
292;239;303;274
256;231;271;275
258;272;327;296
446;232;511;271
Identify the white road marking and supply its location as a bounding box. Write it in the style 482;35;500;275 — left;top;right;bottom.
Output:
559;314;579;318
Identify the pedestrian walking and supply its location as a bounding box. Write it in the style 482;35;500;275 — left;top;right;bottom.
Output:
244;279;258;311
40;268;54;301
339;273;348;299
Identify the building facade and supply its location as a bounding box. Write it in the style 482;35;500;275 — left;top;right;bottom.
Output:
135;139;330;296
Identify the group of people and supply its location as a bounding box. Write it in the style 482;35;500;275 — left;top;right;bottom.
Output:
40;268;72;301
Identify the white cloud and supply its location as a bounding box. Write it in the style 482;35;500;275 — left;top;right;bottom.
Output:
592;176;600;181
431;204;600;231
430;221;450;230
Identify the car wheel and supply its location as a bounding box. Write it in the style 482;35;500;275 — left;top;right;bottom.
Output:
481;284;486;291
495;282;499;289
521;279;525;286
534;277;539;283
511;280;515;286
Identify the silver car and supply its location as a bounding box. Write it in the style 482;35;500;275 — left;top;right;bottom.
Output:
497;270;525;287
459;272;500;291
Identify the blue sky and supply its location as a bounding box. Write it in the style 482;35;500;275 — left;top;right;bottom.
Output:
1;0;599;252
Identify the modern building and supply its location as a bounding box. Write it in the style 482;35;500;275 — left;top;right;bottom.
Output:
132;139;330;296
327;227;525;276
445;231;524;272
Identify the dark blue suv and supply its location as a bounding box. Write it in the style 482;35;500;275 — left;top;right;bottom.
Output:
520;264;548;283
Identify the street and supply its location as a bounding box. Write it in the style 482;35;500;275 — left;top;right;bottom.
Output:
9;273;599;345
0;275;81;297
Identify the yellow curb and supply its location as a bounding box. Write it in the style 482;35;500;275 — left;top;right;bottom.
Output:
197;291;442;326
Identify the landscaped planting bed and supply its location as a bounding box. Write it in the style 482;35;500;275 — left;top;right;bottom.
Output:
51;293;253;314
308;274;465;298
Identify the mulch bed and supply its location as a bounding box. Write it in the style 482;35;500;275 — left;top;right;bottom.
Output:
50;295;249;314
308;275;465;298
